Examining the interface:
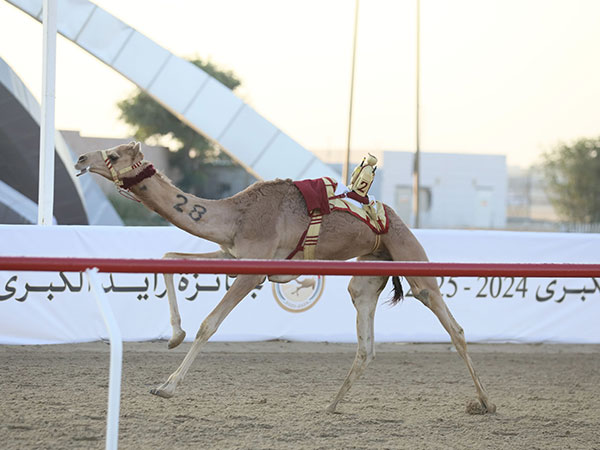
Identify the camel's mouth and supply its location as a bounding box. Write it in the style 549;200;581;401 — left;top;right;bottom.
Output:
75;167;89;177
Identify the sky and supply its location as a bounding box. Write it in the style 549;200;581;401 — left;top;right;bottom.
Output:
0;0;599;168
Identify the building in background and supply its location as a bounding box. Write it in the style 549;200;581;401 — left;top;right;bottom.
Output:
379;151;507;229
312;149;584;231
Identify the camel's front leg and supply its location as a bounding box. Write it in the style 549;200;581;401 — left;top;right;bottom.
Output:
150;274;263;399
327;273;387;413
162;251;232;349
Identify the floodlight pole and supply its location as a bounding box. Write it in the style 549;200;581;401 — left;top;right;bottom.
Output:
38;0;57;225
343;0;360;186
412;0;421;228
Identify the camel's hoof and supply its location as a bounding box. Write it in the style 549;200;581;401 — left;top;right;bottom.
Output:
466;399;496;415
325;405;340;414
168;330;186;349
150;385;175;399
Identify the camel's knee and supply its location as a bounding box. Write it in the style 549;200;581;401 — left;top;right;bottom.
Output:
195;323;211;341
349;275;379;298
356;348;374;366
195;317;218;341
453;325;467;350
348;276;385;300
348;279;361;299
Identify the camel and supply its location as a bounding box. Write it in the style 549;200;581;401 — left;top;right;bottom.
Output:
74;141;496;414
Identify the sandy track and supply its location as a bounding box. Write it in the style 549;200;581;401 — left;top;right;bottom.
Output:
1;341;599;449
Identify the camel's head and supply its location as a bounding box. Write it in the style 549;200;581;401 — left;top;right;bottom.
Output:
75;141;145;184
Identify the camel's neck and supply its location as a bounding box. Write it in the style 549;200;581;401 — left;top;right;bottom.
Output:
128;172;237;247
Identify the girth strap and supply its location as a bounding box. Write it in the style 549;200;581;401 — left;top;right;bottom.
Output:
302;212;323;260
286;210;323;260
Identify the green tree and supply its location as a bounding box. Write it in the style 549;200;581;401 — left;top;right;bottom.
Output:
541;137;600;223
117;57;242;197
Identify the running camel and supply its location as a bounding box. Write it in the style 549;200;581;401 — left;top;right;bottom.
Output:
74;142;496;414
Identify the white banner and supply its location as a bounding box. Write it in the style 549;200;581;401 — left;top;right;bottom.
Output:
0;225;599;344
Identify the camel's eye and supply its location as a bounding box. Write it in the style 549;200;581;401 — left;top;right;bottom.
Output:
108;154;119;162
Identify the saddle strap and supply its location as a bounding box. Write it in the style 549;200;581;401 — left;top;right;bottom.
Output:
286;209;381;260
302;212;323;260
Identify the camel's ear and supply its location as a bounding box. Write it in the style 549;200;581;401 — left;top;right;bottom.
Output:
132;141;144;159
125;141;142;158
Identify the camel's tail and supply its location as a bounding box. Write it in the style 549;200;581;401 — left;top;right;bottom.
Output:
389;276;404;306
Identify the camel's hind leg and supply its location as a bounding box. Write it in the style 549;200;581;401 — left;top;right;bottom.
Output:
151;274;263;399
327;263;388;413
381;214;495;413
162;251;232;349
408;276;496;414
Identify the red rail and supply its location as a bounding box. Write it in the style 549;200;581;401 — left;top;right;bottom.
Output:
0;257;598;277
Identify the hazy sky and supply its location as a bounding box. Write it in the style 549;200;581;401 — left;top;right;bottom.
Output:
1;0;599;168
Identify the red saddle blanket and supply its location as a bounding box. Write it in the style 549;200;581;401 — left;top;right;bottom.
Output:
293;178;331;215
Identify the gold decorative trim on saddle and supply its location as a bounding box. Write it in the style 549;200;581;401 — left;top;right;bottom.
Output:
323;177;388;234
289;169;389;260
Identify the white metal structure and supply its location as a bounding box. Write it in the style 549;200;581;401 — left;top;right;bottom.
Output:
0;180;47;224
6;0;340;183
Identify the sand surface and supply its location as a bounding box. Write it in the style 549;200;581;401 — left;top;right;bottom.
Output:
1;341;599;449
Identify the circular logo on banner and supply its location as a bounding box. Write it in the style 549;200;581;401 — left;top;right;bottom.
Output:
272;276;325;313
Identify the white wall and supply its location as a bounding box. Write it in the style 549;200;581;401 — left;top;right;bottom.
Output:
380;151;507;229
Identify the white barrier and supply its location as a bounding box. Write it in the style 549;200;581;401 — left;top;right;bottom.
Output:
86;268;122;450
1;225;600;344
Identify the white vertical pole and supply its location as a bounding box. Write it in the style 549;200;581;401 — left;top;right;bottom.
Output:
412;0;421;228
38;0;58;225
342;0;360;186
86;268;123;450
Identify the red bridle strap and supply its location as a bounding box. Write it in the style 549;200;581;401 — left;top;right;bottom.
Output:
120;164;157;190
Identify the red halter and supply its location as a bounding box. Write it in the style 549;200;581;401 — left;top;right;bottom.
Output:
101;150;156;201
